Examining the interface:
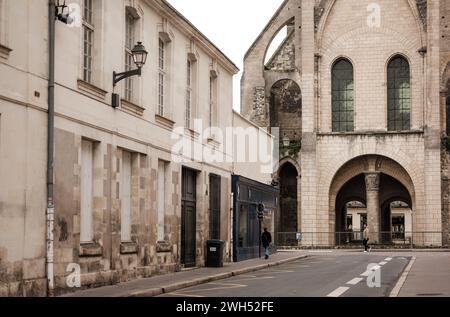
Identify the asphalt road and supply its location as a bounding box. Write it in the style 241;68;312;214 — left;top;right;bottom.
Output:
159;252;410;297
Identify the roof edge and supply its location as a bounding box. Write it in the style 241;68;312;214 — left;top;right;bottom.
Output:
152;0;240;74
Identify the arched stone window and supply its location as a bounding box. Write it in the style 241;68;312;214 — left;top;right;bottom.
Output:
332;59;354;132
387;56;411;131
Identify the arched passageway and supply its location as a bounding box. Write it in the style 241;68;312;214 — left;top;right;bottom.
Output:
330;155;415;245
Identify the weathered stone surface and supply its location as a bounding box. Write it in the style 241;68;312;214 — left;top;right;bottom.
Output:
266;31;296;72
242;0;448;247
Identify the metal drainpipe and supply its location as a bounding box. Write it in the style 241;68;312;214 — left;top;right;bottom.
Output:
46;0;56;297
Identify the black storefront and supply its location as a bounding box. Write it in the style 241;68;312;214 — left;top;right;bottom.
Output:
232;175;279;262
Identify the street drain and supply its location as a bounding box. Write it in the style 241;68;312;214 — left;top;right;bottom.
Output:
416;293;443;296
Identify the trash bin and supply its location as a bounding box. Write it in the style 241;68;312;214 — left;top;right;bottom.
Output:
206;240;224;267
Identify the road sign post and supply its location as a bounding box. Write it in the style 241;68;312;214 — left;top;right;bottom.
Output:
257;203;264;259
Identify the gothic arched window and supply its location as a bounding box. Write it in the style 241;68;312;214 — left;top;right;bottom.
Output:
332;59;354;132
387;56;411;131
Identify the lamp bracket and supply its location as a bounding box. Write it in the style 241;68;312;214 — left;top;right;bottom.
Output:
113;68;142;87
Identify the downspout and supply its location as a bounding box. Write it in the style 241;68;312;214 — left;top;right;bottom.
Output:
46;0;56;297
230;111;236;262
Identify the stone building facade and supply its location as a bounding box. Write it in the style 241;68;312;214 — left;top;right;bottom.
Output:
0;0;276;297
241;0;450;247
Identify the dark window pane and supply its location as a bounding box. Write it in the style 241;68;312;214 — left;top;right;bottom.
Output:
332;59;354;132
387;56;410;131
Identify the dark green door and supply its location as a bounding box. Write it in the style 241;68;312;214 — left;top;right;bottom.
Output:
181;168;197;267
209;174;221;240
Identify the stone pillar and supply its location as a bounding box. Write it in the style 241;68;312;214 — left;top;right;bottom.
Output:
421;0;442;246
365;172;380;243
300;0;318;246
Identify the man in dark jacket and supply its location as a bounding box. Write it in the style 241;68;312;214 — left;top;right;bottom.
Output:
261;228;272;260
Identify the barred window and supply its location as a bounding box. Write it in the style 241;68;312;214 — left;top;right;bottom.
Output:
124;10;135;101
332;59;354;133
82;0;94;83
158;39;165;116
387;56;411;131
185;60;192;128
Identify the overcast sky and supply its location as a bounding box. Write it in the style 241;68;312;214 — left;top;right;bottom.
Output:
166;0;285;111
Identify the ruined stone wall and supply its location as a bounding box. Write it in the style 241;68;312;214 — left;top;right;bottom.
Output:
270;80;302;142
241;0;300;123
266;31;296;72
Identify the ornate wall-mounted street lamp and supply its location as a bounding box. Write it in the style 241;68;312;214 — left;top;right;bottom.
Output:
55;0;74;24
112;42;148;107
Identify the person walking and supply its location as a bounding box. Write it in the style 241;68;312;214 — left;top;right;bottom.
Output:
363;223;371;252
261;228;272;260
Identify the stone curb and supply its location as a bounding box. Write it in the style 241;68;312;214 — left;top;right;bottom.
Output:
369;249;450;252
128;254;308;297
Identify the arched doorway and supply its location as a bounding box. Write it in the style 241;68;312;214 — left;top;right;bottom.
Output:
330;155;415;246
278;162;298;245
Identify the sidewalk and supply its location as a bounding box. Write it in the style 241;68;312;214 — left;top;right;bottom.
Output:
61;251;307;297
398;252;450;297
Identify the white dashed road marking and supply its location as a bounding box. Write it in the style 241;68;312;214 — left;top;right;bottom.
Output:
379;261;388;265
361;265;381;277
347;278;363;285
327;287;350;297
385;257;393;261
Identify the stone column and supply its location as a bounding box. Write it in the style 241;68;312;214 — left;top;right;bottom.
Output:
300;0;318;246
422;0;442;246
365;172;380;243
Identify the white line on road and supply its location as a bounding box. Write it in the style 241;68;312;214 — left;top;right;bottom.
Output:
361;265;381;277
379;261;388;265
327;287;350;297
385;257;393;261
389;256;416;297
347;278;363;285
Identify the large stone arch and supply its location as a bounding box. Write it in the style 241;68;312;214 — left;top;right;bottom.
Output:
328;155;416;244
316;0;426;50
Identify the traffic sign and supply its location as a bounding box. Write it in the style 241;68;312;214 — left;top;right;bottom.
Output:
258;211;264;221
